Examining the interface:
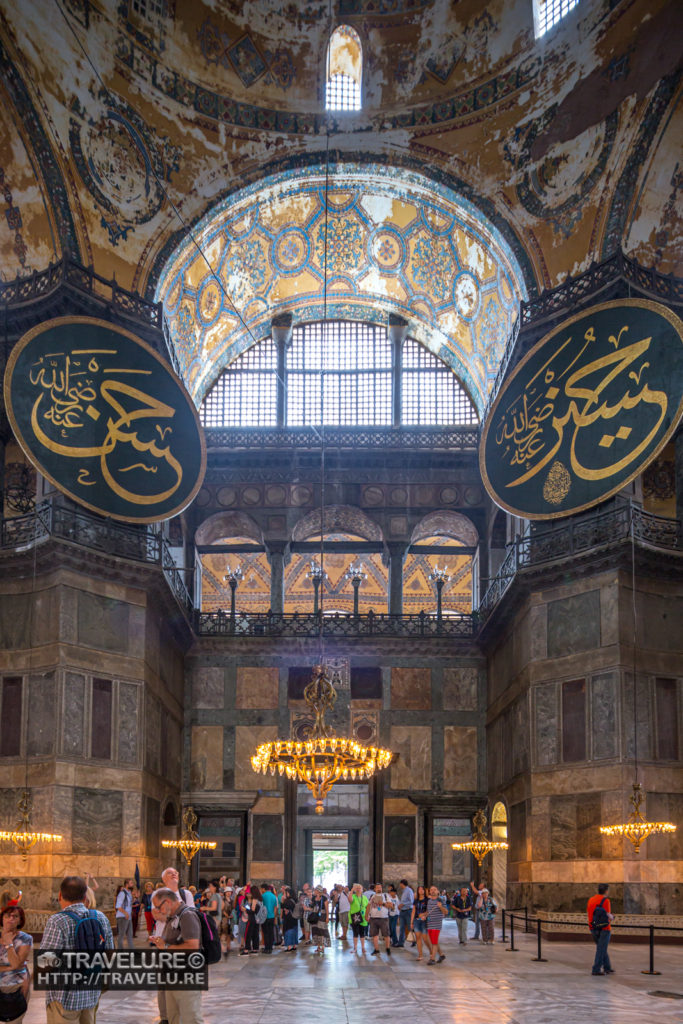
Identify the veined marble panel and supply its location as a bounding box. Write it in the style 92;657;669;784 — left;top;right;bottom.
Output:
192;666;225;709
443;725;477;791
591;672;618;759
390;725;431;789
235;724;278;789
190;725;224;790
442;666;478;710
390;667;431;709
534;682;558;766
236;666;279;708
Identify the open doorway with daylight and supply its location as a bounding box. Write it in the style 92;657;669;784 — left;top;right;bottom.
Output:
312;831;349;890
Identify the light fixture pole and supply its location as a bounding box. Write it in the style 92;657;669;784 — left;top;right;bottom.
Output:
429;565;450;622
223;565;244;627
306;560;327;616
345;562;367;618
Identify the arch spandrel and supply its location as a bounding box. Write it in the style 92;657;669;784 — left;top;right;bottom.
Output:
156;164;527;414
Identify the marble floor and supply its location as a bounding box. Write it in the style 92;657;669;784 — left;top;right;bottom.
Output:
22;921;683;1024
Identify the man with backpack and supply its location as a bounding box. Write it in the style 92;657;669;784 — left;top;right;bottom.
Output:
154;867;195;1024
151;888;205;1024
39;875;113;1023
587;883;615;976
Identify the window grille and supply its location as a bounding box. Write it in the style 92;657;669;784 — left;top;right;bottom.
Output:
326;74;361;111
130;0;166;20
326;25;362;111
287;321;392;426
200;338;277;427
535;0;579;37
402;338;478;425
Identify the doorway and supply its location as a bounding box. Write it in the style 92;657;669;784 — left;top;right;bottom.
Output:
312;831;349;890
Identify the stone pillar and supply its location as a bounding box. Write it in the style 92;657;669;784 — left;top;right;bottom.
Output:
387;542;407;616
388;314;408;426
267;541;286;614
272;313;293;428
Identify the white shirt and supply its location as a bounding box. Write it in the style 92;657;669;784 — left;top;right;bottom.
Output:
338;891;351;913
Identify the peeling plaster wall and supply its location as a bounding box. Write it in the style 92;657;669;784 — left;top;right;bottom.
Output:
0;0;680;336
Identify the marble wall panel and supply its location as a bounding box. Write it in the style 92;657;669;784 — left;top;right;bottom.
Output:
0;788;21;828
550;795;577;861
390;667;431;709
443;725;477;791
511;696;529;776
72;787;123;856
32;587;58;647
547;590;600;659
235;725;278;789
384;816;416;863
252;814;283;861
145;795;160;860
145;694;161;775
442;667;478;710
534;684;559;766
591;672;618;760
118;683;139;764
637;592;683;651
78;592;129;653
390;725;431;789
192;667;225;709
622;673;652;760
63;672;86;756
122;791;143;858
600;583;619;646
508;801;527;863
529;602;547;660
0;593;30;649
27;673;55;756
190;726;224;790
576;792;603;859
236;667;279;709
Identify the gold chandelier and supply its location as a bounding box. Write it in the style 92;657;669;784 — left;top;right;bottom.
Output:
0;791;62;860
252;664;393;814
161;806;217;865
600;783;676;854
452;808;508;866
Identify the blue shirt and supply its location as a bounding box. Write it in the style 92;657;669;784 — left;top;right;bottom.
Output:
261;890;278;920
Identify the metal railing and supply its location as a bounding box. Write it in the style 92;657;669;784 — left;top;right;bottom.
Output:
501;909;683;976
478;501;681;621
0;254;163;331
204;425;479;451
196;608;476;638
0;501;192;621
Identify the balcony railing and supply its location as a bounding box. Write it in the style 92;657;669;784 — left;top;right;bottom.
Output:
0;500;192;620
204;425;479;451
478;500;681;621
195;609;476;638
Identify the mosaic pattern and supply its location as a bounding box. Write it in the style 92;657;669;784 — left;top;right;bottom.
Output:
156;164;526;411
0;165;28;267
69;92;180;246
115;28;543;134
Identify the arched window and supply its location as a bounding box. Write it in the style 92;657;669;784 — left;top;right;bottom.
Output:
285;533;388;615
199;535;270;613
326;25;362;111
200;321;479;428
534;0;579;38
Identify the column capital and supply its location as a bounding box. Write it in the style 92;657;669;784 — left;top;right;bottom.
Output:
388;313;409;345
271;312;293;346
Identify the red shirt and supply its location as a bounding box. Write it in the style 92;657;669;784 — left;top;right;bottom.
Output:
587;893;611;931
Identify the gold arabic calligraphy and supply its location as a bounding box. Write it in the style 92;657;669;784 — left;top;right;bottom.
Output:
28;348;184;506
494;324;668;492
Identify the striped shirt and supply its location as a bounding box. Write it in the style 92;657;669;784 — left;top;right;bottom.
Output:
40;903;114;1011
426;898;446;930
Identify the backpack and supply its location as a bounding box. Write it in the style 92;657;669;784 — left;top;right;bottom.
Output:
63;909;107;954
182;906;222;965
255;902;267;925
62;910;107;988
591;897;609;932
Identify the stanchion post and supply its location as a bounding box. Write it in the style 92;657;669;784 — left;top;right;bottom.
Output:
507;912;518;951
532;918;547;962
641;925;661;976
501;909;506;943
525;906;529;933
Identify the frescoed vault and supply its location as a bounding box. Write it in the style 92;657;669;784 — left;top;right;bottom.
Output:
156;164;527;412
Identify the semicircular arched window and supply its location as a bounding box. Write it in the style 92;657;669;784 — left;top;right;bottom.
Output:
200;321;479;429
326;25;362;111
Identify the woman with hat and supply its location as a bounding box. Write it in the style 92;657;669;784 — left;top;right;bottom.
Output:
309;885;331;955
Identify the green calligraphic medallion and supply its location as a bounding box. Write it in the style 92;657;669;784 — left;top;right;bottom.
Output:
4;317;206;523
480;299;683;519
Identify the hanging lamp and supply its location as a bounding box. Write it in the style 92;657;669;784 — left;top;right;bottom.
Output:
161;806;217;865
452;807;508;866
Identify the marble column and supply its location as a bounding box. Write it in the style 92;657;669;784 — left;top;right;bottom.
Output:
272;312;293;428
387;542;407;616
267;542;286;614
388;314;408;426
